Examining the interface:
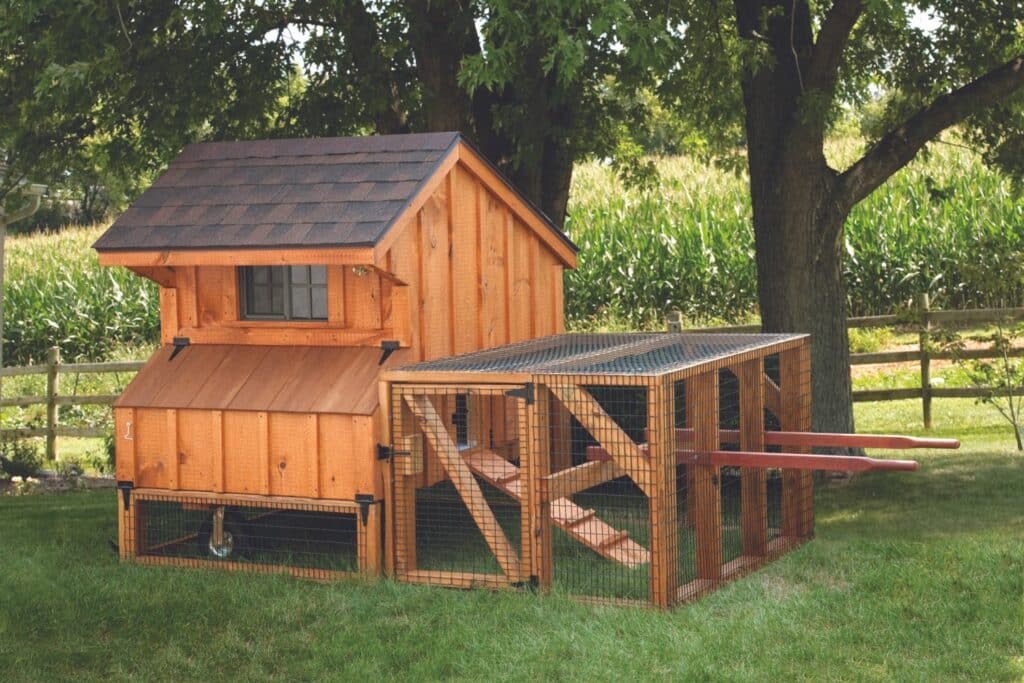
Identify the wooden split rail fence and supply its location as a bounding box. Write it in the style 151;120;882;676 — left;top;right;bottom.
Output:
669;296;1024;428
0;346;144;459
2;299;1022;451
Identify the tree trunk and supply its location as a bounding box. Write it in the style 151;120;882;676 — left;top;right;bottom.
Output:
750;177;856;437
737;0;856;438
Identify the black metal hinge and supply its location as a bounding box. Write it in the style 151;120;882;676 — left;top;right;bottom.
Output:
355;493;376;526
376;444;393;460
116;480;134;507
378;340;400;365
505;382;534;405
168;336;191;361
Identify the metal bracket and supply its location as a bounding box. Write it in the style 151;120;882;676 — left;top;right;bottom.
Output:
355;493;375;526
376;444;393;460
505;382;535;405
378;340;400;366
116;480;134;507
169;336;191;361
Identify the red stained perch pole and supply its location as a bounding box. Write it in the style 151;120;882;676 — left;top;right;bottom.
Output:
678;449;920;472
587;430;960;473
676;428;960;451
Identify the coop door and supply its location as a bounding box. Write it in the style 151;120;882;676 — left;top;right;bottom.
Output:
389;386;528;588
538;381;653;603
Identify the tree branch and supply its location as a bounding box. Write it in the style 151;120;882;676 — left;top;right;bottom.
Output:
839;55;1024;208
806;0;863;92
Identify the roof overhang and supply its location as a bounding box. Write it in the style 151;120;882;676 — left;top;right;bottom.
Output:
96;246;376;268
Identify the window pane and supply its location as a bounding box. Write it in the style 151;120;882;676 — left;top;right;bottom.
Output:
252;266;270;285
271;284;285;315
311;286;327;320
291;286;311;319
249;284;269;315
310;265;327;285
291;266;309;284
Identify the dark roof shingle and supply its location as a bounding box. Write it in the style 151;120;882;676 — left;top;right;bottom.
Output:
94;132;464;252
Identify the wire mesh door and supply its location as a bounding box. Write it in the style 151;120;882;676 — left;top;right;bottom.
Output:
535;378;656;605
390;385;529;589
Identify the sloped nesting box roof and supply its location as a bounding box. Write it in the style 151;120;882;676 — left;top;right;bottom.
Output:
93;132;574;256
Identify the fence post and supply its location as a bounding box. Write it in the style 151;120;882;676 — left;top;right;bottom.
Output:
918;294;932;430
46;346;60;461
667;310;683;333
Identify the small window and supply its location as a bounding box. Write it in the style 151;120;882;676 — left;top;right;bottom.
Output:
240;266;327;320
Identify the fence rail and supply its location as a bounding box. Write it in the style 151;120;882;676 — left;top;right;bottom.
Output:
0;346;144;459
2;301;1022;450
670;298;1024;428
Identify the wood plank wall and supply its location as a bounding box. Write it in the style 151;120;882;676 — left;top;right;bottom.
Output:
385;161;565;363
119;406;381;499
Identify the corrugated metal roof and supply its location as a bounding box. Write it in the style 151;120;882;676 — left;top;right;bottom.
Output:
92;132;575;255
116;344;411;415
392;333;807;378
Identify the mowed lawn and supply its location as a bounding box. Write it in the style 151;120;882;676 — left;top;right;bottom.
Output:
1;399;1022;681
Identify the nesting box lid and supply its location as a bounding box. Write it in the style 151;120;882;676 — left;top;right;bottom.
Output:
116;343;411;415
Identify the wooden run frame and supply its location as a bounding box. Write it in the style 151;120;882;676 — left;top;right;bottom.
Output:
379;335;957;608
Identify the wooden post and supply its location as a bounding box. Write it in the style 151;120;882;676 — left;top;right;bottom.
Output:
736;358;767;557
918;293;932;430
532;385;554;591
359;501;383;575
666;310;683;333
780;341;814;540
45;346;60;462
648;377;678;607
689;371;721;581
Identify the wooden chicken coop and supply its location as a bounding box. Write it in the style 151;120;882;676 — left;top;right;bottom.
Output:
95;132;575;580
98;132;956;606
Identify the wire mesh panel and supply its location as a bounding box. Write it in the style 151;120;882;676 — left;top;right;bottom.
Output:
390;386;527;589
537;376;655;605
122;492;366;580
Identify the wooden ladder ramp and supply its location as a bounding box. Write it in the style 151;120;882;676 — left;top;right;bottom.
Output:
463;448;650;568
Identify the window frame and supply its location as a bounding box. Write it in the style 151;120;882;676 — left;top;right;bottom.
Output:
238;265;328;322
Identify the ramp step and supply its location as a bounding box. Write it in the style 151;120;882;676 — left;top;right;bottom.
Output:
461;448;649;567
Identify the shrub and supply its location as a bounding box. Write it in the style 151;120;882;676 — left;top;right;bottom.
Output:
0;439;44;478
55;456;85;480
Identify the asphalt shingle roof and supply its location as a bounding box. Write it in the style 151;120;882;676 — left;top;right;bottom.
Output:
94;132;468;252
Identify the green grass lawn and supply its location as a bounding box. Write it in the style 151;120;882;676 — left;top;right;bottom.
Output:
1;399;1022;681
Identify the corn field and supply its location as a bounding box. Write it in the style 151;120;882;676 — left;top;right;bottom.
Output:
565;141;1024;329
4;227;159;364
